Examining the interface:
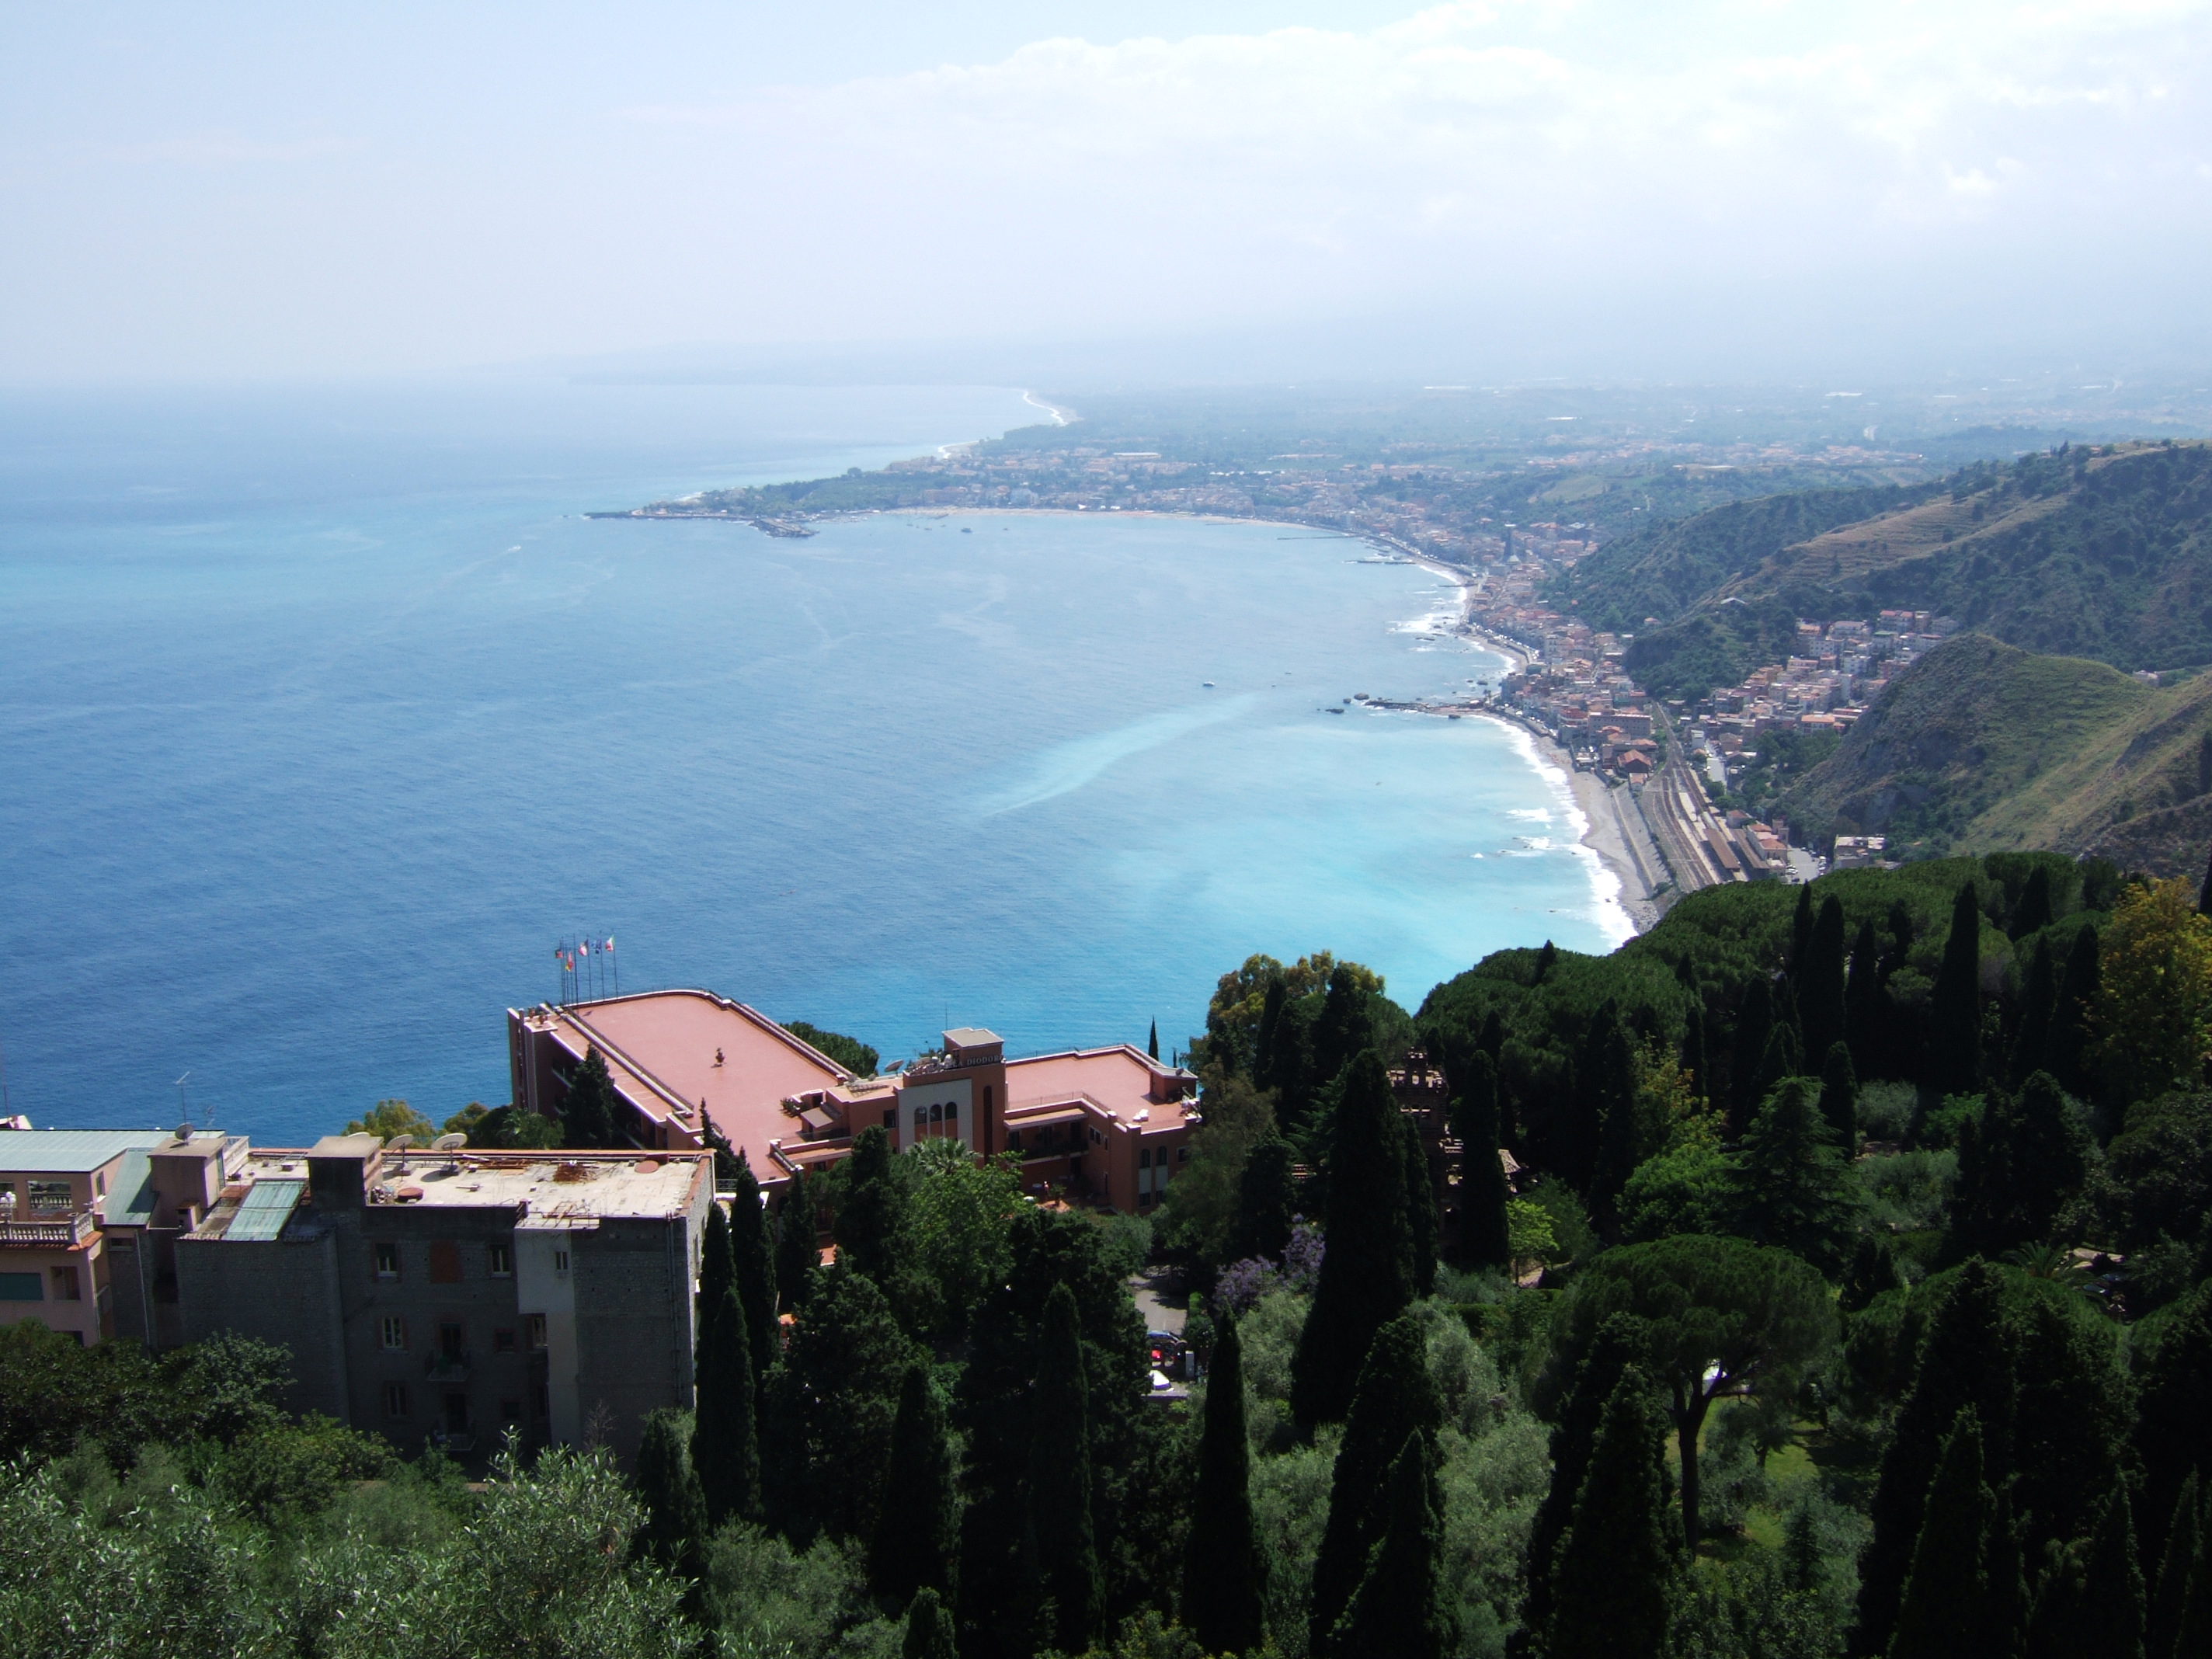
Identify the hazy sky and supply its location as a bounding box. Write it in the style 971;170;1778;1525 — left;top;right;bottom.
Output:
5;2;2209;383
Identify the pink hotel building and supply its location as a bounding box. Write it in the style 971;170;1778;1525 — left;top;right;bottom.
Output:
509;992;1200;1211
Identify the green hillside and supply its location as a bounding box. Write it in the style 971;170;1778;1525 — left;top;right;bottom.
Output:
1605;440;2212;699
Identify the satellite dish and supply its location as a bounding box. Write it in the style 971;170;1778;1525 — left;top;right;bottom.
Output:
174;1123;193;1141
432;1133;467;1152
384;1135;415;1152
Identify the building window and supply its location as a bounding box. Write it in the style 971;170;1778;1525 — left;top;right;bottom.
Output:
26;1180;71;1212
525;1313;548;1351
500;1399;523;1427
1006;1129;1024;1153
1138;1148;1151;1169
489;1242;513;1278
428;1240;462;1284
49;1266;82;1302
882;1108;897;1131
381;1315;408;1351
495;1327;517;1354
94;1172;106;1198
552;1248;569;1275
383;1381;411;1417
0;1272;41;1302
1139;1188;1154;1208
1177;1146;1191;1163
374;1242;401;1281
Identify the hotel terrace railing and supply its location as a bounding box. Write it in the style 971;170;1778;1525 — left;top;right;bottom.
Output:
0;1209;99;1249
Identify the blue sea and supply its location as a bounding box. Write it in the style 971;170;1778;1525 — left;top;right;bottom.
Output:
0;381;1627;1143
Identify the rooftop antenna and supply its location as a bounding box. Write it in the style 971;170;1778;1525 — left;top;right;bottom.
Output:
174;1071;191;1130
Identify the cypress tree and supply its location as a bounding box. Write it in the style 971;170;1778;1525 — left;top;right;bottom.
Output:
1883;899;1918;979
870;1365;961;1609
1333;1431;1454;1659
1755;1017;1804;1107
1182;1316;1266;1656
1450;1053;1511;1271
1585;1010;1643;1222
2198;842;2212;918
2148;1473;2202;1659
1254;973;1288;1081
2176;1543;2212;1659
1847;917;1886;1079
1858;1262;2019;1653
1799;895;1849;1065
1525;1313;1645;1643
1402;1115;1439;1297
729;1156;781;1384
1982;1487;2030;1659
836;1125;903;1285
1477;1007;1505;1065
1818;1040;1859;1148
1791;882;1816;974
2026;1480;2146;1659
1230;1131;1299;1263
1929;880;1986;1094
1890;1410;1994;1659
691;1284;760;1527
1546;1367;1676;1659
563;1044;618;1148
2012;866;2055;939
1945;1072;2092;1263
1732;977;1776;1137
700;1198;736;1327
1309;1312;1441;1659
2011;936;2057;1086
1148;1019;1160;1060
634;1406;708;1577
1532;940;1559;986
1023;1283;1101;1654
2050;925;2101;1098
1291;1051;1415;1428
903;1587;957;1659
1682;1001;1710;1106
776;1171;818;1314
2133;1285;2212;1578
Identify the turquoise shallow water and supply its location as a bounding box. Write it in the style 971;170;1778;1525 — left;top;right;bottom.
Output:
0;382;1625;1140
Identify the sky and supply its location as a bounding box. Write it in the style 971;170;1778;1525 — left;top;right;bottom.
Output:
4;1;2210;384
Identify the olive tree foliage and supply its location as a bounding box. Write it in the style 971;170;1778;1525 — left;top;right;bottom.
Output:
1535;1234;1835;1550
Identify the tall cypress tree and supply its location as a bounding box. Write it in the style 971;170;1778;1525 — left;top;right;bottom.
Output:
563;1044;619;1148
691;1284;760;1527
1929;880;1986;1095
2026;1479;2146;1659
836;1125;903;1285
729;1155;781;1384
1588;1012;1646;1226
2011;936;2057;1086
1023;1282;1101;1654
1546;1367;1676;1659
1945;1072;2092;1263
2133;1285;2212;1580
1846;917;1886;1079
2197;843;2212;918
1292;1051;1414;1428
2148;1473;2202;1659
1309;1312;1441;1659
1791;882;1817;974
1333;1431;1454;1659
1525;1314;1645;1643
2050;925;2101;1099
1310;965;1378;1103
635;1406;708;1578
1799;894;1849;1065
1148;1019;1160;1060
1858;1262;2019;1653
1890;1410;1994;1659
1682;1002;1711;1107
1253;975;1289;1090
1183;1316;1266;1656
2012;866;2055;939
903;1587;957;1659
1402;1115;1439;1297
1732;977;1776;1137
1450;1053;1511;1271
1722;1077;1859;1277
1982;1487;2030;1659
1818;1040;1859;1148
870;1365;961;1609
1229;1131;1299;1263
776;1171;818;1314
700;1198;736;1327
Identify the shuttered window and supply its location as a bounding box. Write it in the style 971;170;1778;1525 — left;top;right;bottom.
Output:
428;1240;462;1284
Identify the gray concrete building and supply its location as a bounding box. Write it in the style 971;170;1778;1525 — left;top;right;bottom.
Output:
172;1136;711;1465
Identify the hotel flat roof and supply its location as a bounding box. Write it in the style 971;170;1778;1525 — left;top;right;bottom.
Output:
1004;1046;1198;1132
520;991;854;1170
0;1129;174;1174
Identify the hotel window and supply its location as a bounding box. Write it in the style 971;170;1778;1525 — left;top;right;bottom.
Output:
525;1313;548;1351
489;1242;513;1278
495;1327;517;1355
381;1315;408;1351
882;1108;897;1132
1006;1129;1024;1153
26;1180;71;1212
382;1381;411;1418
374;1242;401;1281
49;1265;82;1302
1138;1148;1152;1169
1177;1146;1191;1163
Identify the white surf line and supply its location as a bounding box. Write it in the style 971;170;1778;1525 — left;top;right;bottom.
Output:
1022;391;1073;426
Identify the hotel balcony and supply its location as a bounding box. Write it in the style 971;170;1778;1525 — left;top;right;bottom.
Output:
0;1209;99;1249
